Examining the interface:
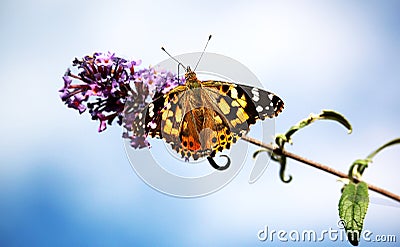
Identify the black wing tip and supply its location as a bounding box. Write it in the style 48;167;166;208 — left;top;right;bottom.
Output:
274;99;285;116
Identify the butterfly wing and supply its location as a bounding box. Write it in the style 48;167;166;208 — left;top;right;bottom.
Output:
130;80;284;161
200;81;284;135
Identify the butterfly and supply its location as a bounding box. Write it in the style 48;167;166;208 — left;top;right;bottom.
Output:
133;66;284;169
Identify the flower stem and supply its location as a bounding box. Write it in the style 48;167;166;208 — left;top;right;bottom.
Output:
241;135;400;203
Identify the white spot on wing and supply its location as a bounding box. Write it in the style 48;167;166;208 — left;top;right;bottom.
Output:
148;121;157;129
251;87;259;96
149;103;154;117
251;87;260;102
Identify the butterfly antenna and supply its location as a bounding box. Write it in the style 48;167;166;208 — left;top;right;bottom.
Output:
161;47;187;73
194;34;212;71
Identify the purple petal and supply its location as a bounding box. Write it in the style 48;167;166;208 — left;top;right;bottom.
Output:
96;113;107;132
66;96;87;114
94;52;115;67
129;135;150;149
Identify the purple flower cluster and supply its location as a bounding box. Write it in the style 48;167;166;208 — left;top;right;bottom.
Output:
59;52;184;148
122;67;184;148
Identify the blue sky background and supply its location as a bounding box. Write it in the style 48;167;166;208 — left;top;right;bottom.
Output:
0;0;399;246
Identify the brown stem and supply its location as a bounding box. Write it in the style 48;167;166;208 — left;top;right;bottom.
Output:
242;135;400;203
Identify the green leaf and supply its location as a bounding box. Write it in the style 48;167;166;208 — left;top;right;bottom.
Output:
252;149;269;159
275;133;288;148
366;137;400;160
348;159;371;180
271;110;352;184
348;137;400;179
339;181;369;246
282;115;316;144
252;149;292;183
277;110;352;148
277;155;292;183
319;110;352;134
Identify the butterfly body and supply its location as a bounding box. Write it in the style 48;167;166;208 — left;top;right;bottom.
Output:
135;67;284;161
